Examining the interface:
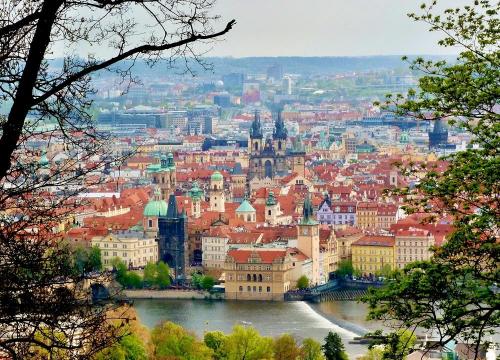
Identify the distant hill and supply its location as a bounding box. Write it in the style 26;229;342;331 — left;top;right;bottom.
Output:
48;55;457;79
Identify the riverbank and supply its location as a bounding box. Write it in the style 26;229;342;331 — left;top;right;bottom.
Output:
125;289;224;300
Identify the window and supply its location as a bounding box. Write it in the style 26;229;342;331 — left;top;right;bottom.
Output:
123;252;127;257
253;274;257;282
259;286;262;293
267;286;271;293
148;219;153;228
253;286;256;292
247;274;251;281
247;286;251;292
239;286;243;292
258;274;262;282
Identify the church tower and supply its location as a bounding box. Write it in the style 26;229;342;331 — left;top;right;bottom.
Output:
188;181;203;218
249;110;263;155
297;195;320;286
149;152;176;201
265;191;280;225
290;133;306;177
143;187;167;236
210;171;225;212
273;111;287;156
158;194;187;283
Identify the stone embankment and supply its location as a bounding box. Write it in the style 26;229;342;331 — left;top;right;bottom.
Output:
124;289;224;300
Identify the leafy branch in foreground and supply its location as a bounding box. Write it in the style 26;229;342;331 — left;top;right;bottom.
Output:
365;1;499;359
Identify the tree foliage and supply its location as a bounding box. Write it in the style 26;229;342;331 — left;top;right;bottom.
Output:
0;0;234;357
296;275;310;290
151;321;213;360
321;332;348;360
204;331;228;360
300;338;325;360
224;325;274;360
201;275;215;291
365;1;499;357
335;260;354;277
273;334;302;360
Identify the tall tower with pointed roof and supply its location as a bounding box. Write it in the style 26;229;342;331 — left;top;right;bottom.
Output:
249;110;263;155
248;110;291;181
158;194;187;283
297;195;321;285
290;133;306;177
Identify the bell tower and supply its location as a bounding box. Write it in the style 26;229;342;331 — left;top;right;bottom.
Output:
297;195;320;286
210;171;225;212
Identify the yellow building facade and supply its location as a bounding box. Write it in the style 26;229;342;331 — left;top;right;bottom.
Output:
351;235;395;275
224;249;296;301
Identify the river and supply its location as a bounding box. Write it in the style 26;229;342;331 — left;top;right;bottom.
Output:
133;299;382;358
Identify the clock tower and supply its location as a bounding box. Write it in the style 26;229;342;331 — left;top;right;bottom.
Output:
297;195;320;286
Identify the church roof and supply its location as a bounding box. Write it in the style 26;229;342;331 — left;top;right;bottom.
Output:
236;199;255;213
143;200;168;217
211;171;224;181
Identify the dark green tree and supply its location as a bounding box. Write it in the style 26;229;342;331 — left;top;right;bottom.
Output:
142;262;157;288
156;261;171;289
124;272;143;289
321;332;348;360
296;275;310;290
88;246;103;272
191;272;203;289
335;260;354;277
201;275;215;291
364;1;499;357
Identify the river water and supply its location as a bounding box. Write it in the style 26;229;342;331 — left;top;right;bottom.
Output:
133;299;383;358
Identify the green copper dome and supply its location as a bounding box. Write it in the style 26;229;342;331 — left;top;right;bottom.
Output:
211;171;223;181
188;181;203;200
236;199;255;213
143;200;168;217
144;188;168;217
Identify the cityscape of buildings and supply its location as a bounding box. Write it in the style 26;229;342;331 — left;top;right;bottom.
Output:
23;59;470;304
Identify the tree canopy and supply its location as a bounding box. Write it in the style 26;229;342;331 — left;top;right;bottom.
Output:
364;1;499;358
0;0;234;357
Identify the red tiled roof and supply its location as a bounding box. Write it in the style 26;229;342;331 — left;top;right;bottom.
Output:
353;235;395;247
226;249;287;264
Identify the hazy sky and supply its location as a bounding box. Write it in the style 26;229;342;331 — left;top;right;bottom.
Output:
208;0;465;57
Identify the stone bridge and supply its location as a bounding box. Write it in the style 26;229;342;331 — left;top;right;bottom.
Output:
285;278;385;302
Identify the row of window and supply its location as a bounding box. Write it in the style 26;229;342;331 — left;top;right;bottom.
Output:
228;273;273;282
102;249;155;257
239;285;271;293
103;256;155;265
353;249;391;255
398;248;426;254
353;257;391;263
396;241;427;247
237;265;272;271
97;241;154;249
397;256;426;263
